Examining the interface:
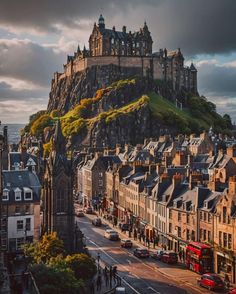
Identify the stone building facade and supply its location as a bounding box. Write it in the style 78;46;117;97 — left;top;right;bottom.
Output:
51;15;198;94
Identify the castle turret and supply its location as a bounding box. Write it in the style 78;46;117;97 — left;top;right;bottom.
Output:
98;14;105;29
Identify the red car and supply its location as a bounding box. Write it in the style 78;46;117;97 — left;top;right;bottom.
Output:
160;251;178;264
197;274;225;291
229;289;236;294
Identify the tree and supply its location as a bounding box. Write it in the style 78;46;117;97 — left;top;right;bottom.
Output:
30;263;85;294
223;114;233;129
65;253;97;280
24;232;65;264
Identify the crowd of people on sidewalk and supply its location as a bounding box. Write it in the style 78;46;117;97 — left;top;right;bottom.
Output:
90;265;120;293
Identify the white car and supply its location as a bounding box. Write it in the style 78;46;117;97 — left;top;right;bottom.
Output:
104;229;119;241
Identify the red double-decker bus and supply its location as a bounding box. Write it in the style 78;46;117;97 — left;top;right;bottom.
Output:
186;242;213;274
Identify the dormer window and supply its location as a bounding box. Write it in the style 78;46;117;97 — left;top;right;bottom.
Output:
173;200;177;208
23;187;33;201
2;189;9;201
204;201;208;209
14;188;22;201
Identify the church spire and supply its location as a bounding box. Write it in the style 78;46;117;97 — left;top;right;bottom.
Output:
52;120;66;155
98;14;105;29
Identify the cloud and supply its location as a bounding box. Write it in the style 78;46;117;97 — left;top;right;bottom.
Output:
0;38;65;86
0;0;236;56
197;60;236;97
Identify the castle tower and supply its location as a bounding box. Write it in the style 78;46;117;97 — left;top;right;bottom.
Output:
42;121;74;252
98;14;105;29
190;62;198;94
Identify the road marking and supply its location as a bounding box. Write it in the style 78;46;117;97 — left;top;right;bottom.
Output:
147;286;161;294
87;239;141;294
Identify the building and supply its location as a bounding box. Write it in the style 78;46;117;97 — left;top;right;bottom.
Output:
2;170;41;253
42;121;74;252
52;15;198;95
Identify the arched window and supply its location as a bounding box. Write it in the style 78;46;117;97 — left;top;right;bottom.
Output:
56;189;65;213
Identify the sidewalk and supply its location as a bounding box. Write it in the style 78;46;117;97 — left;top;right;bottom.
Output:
92;262;120;294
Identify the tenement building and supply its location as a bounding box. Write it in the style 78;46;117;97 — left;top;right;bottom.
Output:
52;15;197;94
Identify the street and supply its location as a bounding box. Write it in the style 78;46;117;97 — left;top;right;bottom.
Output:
76;212;218;294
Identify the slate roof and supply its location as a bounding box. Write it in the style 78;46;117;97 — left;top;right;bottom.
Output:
2;170;41;204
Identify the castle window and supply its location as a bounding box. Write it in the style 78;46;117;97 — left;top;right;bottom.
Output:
111;38;114;44
136;42;139;48
121;40;124;45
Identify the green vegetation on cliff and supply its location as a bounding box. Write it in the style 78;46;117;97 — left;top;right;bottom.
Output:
24;77;232;149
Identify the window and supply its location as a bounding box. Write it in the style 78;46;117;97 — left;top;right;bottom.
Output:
17;220;24;231
228;234;232;249
200;229;203;239
98;180;103;187
111;38;114;44
208;213;212;223
219;231;222;246
223;232;227;248
177;227;181;237
169;223;172;233
223;206;227;223
200;211;203;220
2;189;9;201
186;213;190;224
26;218;31;231
56;189;65;213
208;231;211;242
203;212;207;221
169;210;172;219
187;229;190;240
203;230;207;240
14;188;21;201
24;188;33;200
178;212;181;221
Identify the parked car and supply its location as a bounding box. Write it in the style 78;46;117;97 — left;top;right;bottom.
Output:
197;274;225;291
120;239;133;248
119;223;129;232
92;217;102;226
84;207;93;214
104;229;120;241
133;248;149;258
151;249;165;260
229;289;236;294
76;209;84;217
160;251;178;264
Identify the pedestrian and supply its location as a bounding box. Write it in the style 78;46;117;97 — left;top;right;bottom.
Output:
103;265;108;277
143;235;146;245
112;266;117;282
90;280;95;294
138;233;141;243
178;250;182;262
146;237;150;248
109;266;113;285
105;273;109;286
182;250;185;262
96;274;102;291
134;229;137;240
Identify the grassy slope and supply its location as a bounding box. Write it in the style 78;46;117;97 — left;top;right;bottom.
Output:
148;92;209;131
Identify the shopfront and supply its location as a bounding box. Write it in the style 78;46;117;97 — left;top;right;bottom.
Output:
215;250;235;283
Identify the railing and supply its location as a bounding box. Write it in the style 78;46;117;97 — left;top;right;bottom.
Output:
28;272;40;294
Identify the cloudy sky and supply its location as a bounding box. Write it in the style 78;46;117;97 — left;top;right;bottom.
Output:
0;0;236;123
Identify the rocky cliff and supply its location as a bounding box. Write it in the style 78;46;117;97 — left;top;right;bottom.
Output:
26;65;231;150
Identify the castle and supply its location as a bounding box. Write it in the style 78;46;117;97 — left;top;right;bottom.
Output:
52;15;197;94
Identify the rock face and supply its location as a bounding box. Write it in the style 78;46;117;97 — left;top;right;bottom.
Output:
48;64;143;114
